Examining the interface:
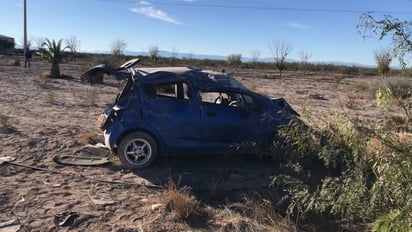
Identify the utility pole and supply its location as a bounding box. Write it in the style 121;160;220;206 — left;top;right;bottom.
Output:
24;0;27;54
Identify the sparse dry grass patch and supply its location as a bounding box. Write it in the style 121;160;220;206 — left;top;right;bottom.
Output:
207;177;227;202
40;70;50;78
214;197;296;232
162;179;202;221
85;88;99;105
0;112;15;133
347;81;369;92
45;91;56;104
33;77;52;89
78;131;102;145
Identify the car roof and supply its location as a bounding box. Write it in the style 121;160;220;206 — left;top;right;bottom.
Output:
135;67;247;90
136;67;197;76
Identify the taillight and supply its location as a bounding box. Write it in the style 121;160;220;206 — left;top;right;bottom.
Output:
97;114;106;128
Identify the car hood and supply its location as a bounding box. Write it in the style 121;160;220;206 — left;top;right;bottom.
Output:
271;98;300;117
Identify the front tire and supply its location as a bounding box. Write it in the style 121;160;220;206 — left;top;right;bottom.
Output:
117;132;158;169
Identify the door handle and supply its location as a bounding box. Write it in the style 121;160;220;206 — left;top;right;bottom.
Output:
207;112;216;117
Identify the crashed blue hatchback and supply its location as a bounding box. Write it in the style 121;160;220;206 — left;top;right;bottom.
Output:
83;59;300;169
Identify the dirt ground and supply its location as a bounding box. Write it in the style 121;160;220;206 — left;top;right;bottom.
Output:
0;55;390;231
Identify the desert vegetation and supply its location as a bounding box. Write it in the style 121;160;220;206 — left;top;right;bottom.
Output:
2;11;412;228
1;49;411;231
37;38;67;78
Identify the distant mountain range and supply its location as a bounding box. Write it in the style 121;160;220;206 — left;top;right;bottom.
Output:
119;49;377;68
20;44;377;68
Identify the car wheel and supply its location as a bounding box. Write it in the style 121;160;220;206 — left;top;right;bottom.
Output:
117;132;158;169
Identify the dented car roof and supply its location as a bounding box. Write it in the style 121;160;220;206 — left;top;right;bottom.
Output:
134;67;247;90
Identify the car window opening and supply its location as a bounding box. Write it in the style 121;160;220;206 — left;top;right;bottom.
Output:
155;82;191;100
200;91;256;108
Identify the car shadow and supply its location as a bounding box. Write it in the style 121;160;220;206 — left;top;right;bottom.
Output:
126;154;279;203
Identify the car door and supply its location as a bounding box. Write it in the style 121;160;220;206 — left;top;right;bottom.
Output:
144;81;201;153
199;90;267;152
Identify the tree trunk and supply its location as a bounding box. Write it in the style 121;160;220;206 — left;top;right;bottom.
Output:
50;63;60;78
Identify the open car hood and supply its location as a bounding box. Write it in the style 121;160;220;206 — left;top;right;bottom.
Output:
81;58;140;81
271;98;300;117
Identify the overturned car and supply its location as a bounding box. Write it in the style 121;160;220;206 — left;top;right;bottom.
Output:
83;59;301;169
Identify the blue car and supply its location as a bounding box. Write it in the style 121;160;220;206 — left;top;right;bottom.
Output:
84;59;300;169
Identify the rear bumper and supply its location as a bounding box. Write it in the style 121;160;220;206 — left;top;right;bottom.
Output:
103;130;112;150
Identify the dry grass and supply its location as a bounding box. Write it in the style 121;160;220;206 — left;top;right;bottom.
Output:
347;81;369;92
33;77;52;89
45;91;56;103
162;178;202;221
40;70;50;78
214;197;297;232
0;112;14;133
85;87;99;105
78;131;102;145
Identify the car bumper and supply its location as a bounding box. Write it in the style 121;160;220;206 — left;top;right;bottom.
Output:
104;130;112;150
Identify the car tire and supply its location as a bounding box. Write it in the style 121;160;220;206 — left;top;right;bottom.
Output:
117;132;158;169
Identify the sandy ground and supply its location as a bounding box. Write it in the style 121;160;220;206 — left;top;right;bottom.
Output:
0;56;388;231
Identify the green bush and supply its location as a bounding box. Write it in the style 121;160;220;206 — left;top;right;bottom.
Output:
271;113;412;230
227;54;242;66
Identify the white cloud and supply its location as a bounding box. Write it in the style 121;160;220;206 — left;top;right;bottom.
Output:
139;1;151;6
287;21;311;30
130;2;183;25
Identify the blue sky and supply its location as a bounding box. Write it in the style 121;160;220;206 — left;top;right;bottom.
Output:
1;0;412;66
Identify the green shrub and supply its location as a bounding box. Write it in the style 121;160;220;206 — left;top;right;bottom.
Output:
227;54;242;66
373;209;412;232
271;113;412;229
372;78;412;125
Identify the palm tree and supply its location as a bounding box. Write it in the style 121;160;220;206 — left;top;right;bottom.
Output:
38;39;67;78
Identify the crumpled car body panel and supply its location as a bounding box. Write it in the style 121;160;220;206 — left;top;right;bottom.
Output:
98;66;300;156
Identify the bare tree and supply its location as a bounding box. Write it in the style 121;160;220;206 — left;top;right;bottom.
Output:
149;45;159;62
171;47;179;65
111;39;127;56
35;37;46;50
374;47;393;78
65;36;80;54
250;50;261;69
299;50;312;75
269;41;292;76
65;36;80;62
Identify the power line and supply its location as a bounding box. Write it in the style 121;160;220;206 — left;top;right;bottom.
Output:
97;0;412;15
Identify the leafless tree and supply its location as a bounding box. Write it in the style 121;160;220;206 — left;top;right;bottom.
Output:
35;37;46;50
250;50;261;69
171;47;179;65
65;36;80;54
111;39;127;56
269;41;292;76
65;36;80;62
149;45;159;62
299;50;312;75
374;47;393;78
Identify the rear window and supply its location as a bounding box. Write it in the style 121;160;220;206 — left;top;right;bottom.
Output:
154;82;191;100
156;83;176;98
